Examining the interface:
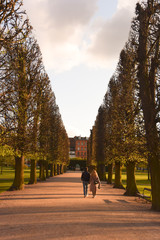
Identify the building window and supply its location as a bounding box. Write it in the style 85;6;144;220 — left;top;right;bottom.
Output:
81;142;83;145
78;147;80;150
81;152;83;156
81;147;83;151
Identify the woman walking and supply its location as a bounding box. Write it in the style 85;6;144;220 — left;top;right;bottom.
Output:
90;169;101;198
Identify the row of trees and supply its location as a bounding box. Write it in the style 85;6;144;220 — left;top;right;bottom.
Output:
87;0;160;211
0;0;69;189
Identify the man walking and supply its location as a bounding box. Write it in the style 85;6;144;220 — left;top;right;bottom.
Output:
81;167;90;198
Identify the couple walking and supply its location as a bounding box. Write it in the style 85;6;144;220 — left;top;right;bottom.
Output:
81;167;101;198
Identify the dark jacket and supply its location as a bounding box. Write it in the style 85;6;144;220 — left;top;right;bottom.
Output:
81;171;90;182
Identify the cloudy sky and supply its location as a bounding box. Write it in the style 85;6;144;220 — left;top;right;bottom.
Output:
23;0;139;137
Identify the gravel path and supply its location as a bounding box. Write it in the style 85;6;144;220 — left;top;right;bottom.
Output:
0;171;160;240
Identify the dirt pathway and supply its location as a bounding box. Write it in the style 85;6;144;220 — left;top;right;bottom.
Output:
0;171;160;240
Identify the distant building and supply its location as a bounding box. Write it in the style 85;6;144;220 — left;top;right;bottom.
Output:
69;137;76;158
69;136;87;159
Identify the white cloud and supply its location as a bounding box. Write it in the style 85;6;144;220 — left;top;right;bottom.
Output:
117;0;139;10
23;0;139;73
85;0;139;69
23;0;98;72
47;0;98;29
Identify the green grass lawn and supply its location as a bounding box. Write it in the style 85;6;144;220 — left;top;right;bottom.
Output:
0;167;39;193
106;169;151;197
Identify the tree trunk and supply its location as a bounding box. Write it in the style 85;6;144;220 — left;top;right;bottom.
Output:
145;120;160;210
50;163;54;177
57;164;60;175
1;161;3;175
29;159;37;184
147;165;150;181
113;161;124;189
39;160;46;181
60;164;63;174
149;153;160;211
45;161;49;178
97;164;106;181
10;155;24;190
124;161;139;196
107;163;113;184
63;165;67;173
54;163;57;176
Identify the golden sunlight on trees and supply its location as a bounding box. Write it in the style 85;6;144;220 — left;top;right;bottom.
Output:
134;0;160;210
0;0;69;190
88;0;160;211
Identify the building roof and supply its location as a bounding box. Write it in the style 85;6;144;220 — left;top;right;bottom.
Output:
74;136;88;140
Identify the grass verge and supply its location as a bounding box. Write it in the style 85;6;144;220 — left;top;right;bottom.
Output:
0;167;39;193
106;170;151;197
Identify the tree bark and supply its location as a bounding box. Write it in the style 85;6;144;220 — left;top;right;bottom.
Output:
147;165;150;181
124;161;139;196
50;163;54;177
107;163;113;184
113;161;124;189
63;165;67;173
57;164;60;175
60;164;63;174
29;159;37;184
54;163;57;176
97;164;106;181
39;160;46;181
149;153;160;211
45;161;49;178
1;159;3;174
10;155;24;190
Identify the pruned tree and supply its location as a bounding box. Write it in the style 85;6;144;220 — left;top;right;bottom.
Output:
0;11;34;190
87;125;97;172
107;76;124;189
0;0;69;191
103;92;113;184
94;105;106;180
132;0;160;210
